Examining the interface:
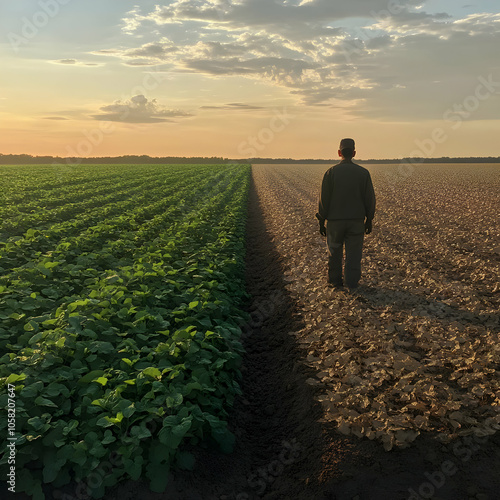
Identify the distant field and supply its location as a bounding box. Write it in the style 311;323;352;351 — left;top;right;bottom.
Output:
0;164;250;499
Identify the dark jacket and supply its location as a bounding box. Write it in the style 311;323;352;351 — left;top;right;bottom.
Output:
318;159;376;221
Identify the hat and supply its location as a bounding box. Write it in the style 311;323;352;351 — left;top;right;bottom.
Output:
339;138;355;151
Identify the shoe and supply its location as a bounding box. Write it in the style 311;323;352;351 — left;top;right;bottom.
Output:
327;281;343;289
347;285;370;302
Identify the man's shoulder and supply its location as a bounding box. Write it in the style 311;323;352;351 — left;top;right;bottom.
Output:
354;162;370;173
347;161;372;177
322;164;338;177
328;160;368;172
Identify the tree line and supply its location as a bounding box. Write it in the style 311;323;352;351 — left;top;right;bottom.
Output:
1;153;499;165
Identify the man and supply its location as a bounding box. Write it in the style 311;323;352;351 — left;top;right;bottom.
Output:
316;138;376;291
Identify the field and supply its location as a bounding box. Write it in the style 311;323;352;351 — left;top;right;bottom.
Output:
1;163;499;500
0;164;251;499
253;163;499;446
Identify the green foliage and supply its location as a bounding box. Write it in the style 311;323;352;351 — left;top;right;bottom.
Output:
0;164;251;498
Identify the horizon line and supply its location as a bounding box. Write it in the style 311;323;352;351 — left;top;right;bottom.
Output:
1;153;500;164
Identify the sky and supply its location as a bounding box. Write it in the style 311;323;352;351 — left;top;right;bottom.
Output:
0;0;499;160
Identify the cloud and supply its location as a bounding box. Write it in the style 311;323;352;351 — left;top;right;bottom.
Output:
145;0;435;32
122;5;145;35
91;42;178;67
126;42;179;59
102;4;500;121
91;95;193;123
51;59;103;67
200;102;265;110
43;116;69;120
185;56;317;82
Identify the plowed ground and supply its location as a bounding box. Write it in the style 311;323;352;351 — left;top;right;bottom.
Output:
107;163;500;500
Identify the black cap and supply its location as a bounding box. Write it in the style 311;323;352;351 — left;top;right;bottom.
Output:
339;138;355;151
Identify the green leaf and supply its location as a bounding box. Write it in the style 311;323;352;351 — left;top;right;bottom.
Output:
28;416;46;431
125;456;143;481
96;417;114;428
142;367;161;379
70;442;88;466
41;318;59;327
122;404;136;418
24;320;39;332
97;342;114;354
182;381;203;396
166;392;183;408
147;462;170;493
148;441;172;463
68;315;83;331
94;377;108;386
6;373;27;384
102;430;116;445
78;370;106;384
46;382;70;398
62;420;79;436
130;424;152;440
34;396;58;407
84;431;98;444
110;412;124;424
158;417;192;449
43;457;66;483
56;444;74;461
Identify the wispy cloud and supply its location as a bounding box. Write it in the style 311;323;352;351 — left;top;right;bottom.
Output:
51;59;103;67
91;95;193;123
91;42;178;67
200;102;265;110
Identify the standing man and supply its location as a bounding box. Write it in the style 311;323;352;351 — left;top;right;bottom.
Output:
316;138;376;291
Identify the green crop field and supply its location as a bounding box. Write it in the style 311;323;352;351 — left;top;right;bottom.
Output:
0;164;251;499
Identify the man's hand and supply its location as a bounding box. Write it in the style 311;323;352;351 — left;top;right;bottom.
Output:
315;213;327;237
365;219;373;235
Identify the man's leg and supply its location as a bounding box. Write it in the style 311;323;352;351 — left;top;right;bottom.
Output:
344;220;365;288
326;220;345;286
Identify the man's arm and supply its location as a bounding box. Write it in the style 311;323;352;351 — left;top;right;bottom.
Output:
318;170;332;221
364;173;376;222
363;173;376;234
